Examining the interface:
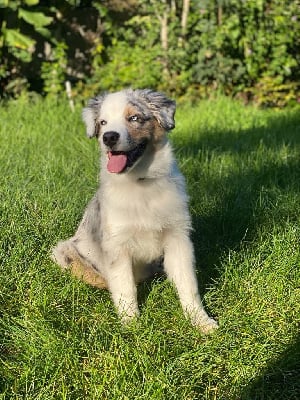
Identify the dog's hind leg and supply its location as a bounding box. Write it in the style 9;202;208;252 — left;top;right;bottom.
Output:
52;192;107;288
52;239;107;289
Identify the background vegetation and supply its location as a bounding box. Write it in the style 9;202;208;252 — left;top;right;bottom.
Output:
1;0;300;106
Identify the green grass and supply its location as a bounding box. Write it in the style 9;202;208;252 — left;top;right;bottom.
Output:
0;96;299;399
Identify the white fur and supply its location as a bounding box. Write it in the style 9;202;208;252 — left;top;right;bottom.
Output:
52;90;218;333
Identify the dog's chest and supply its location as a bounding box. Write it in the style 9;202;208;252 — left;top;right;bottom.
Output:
100;178;189;261
103;204;165;262
103;178;185;228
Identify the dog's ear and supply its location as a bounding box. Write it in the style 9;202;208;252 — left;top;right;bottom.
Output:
82;95;106;138
135;89;176;131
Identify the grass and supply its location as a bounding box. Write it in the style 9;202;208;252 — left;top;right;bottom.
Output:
0;96;299;399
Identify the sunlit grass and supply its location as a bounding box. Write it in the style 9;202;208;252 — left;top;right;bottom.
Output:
0;97;299;399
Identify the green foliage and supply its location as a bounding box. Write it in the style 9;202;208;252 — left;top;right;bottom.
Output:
0;1;53;59
41;42;68;97
0;0;300;106
92;41;162;91
190;0;300;105
84;0;300;106
18;8;52;36
0;0;53;96
87;14;163;94
251;76;300;108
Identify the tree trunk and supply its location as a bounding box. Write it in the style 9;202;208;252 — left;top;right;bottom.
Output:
217;5;223;26
181;0;190;39
160;10;168;52
150;0;171;78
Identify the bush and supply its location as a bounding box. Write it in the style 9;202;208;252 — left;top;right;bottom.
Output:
1;0;299;106
70;0;300;107
190;0;300;106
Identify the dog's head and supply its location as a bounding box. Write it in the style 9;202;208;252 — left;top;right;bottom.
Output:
82;89;176;174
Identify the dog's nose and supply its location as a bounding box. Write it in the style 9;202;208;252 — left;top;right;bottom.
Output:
103;131;120;148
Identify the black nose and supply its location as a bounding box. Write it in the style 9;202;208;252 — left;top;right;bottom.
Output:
103;131;120;148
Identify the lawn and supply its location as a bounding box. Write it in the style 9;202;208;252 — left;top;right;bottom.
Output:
0;96;299;399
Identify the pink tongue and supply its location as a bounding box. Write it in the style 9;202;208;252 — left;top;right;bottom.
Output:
107;152;127;173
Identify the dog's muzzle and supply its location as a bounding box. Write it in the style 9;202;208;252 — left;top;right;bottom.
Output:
106;140;148;174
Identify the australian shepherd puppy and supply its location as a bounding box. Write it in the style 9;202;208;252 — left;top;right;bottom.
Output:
52;89;218;333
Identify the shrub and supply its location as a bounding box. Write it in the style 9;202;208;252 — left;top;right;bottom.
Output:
1;0;299;106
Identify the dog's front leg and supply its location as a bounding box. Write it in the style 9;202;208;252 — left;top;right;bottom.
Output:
105;252;139;324
163;231;218;333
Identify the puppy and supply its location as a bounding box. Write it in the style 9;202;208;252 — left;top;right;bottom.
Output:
52;89;218;333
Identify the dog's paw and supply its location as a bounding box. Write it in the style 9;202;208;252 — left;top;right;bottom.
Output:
197;317;219;334
115;304;140;326
120;313;140;327
189;311;219;334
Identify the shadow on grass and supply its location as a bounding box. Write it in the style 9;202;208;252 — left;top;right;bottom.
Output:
178;110;299;398
175;110;300;158
192;157;299;290
241;335;300;399
178;110;300;291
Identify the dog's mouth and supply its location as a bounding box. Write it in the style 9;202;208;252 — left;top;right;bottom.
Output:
107;140;148;173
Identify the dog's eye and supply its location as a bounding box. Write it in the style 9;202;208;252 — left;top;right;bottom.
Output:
129;115;139;122
100;120;107;126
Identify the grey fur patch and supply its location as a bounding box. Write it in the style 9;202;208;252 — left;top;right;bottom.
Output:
128;89;176;131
